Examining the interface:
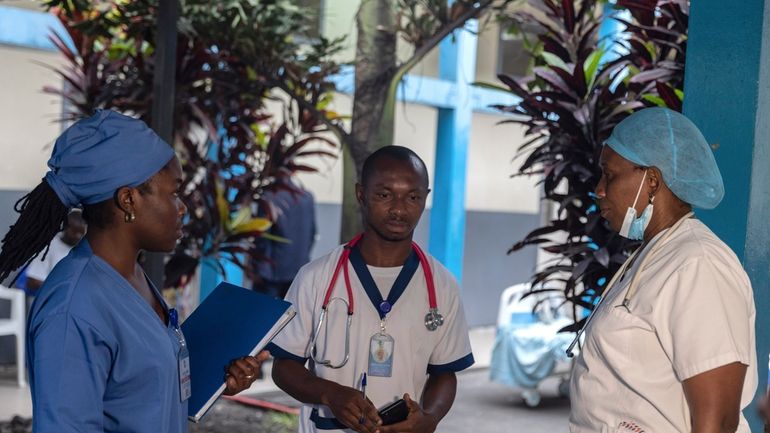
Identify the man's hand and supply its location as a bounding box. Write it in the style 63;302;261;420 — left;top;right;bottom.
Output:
223;351;269;395
322;382;382;433
378;394;438;433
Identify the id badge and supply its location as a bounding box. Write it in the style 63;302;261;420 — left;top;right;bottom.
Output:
178;345;191;402
368;332;395;377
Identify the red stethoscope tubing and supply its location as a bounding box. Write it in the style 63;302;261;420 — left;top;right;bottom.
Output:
321;234;437;314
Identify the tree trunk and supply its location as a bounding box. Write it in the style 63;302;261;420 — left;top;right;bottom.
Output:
148;0;179;288
340;0;398;242
340;0;497;242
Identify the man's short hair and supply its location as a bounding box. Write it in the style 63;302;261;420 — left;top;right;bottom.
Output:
360;146;429;187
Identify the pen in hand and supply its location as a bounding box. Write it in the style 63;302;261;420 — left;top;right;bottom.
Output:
359;372;367;424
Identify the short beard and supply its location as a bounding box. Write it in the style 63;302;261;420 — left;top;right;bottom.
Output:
368;224;413;243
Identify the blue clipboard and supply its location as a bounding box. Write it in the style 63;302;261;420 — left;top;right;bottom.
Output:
181;282;296;422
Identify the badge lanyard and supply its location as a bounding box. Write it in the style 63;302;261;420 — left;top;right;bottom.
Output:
566;212;694;357
349;245;419;377
319;234;443;332
306;234;443;372
169;308;191;401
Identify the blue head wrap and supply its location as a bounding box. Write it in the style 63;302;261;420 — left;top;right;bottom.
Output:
604;107;724;209
44;110;175;208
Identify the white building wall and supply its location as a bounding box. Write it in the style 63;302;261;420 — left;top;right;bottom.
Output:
0;2;542;327
0;45;63;191
295;95;540;216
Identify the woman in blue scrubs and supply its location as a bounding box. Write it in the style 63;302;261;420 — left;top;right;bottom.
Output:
0;110;265;433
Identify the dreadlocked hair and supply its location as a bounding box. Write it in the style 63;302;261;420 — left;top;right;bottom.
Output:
0;181;70;284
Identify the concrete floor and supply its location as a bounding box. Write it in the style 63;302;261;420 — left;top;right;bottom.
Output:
443;369;569;433
0;374;31;421
250;367;570;433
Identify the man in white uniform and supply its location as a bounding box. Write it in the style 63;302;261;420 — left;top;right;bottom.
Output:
269;146;474;433
570;108;757;433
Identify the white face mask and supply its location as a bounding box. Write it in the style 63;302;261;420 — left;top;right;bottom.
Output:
619;170;653;240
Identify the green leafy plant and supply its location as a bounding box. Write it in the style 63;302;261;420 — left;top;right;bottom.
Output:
41;0;343;287
493;0;688;328
331;0;523;241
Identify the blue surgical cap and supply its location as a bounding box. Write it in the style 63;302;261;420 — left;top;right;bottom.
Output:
605;107;724;209
44;110;175;208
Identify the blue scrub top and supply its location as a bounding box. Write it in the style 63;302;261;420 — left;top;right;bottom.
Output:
27;240;188;433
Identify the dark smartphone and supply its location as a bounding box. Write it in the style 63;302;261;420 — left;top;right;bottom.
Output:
377;398;408;426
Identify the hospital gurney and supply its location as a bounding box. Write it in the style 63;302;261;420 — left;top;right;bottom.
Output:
489;283;574;407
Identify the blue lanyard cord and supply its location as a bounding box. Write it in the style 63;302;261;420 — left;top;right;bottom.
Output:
168;308;187;349
169;308;179;329
348;246;420;320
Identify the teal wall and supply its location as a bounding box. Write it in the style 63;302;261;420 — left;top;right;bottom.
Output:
683;0;770;430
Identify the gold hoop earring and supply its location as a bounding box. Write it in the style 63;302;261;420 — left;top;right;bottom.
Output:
124;212;136;223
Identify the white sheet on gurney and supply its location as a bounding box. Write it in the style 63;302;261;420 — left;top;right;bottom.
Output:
489;317;573;389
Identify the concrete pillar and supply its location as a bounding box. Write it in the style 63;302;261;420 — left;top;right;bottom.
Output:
683;1;770;429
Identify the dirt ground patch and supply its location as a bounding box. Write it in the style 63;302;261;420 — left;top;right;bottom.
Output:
190;399;298;433
0;400;297;433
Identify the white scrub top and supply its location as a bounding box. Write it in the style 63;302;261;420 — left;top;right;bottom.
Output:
26;235;73;282
269;244;474;433
570;218;757;433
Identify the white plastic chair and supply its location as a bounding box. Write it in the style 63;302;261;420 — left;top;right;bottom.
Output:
0;284;26;387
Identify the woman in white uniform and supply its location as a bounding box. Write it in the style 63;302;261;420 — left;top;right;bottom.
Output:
570;107;757;433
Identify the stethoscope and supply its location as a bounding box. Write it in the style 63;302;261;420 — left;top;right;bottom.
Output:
305;234;443;369
566;211;694;357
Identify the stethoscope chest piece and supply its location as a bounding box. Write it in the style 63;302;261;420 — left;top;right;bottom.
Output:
424;308;444;331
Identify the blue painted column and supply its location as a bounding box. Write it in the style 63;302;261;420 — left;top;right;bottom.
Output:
428;16;478;283
199;135;245;302
683;1;770;430
598;2;620;54
200;257;244;301
597;1;629;64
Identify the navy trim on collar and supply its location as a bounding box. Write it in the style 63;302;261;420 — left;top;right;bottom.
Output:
348;246;420;320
